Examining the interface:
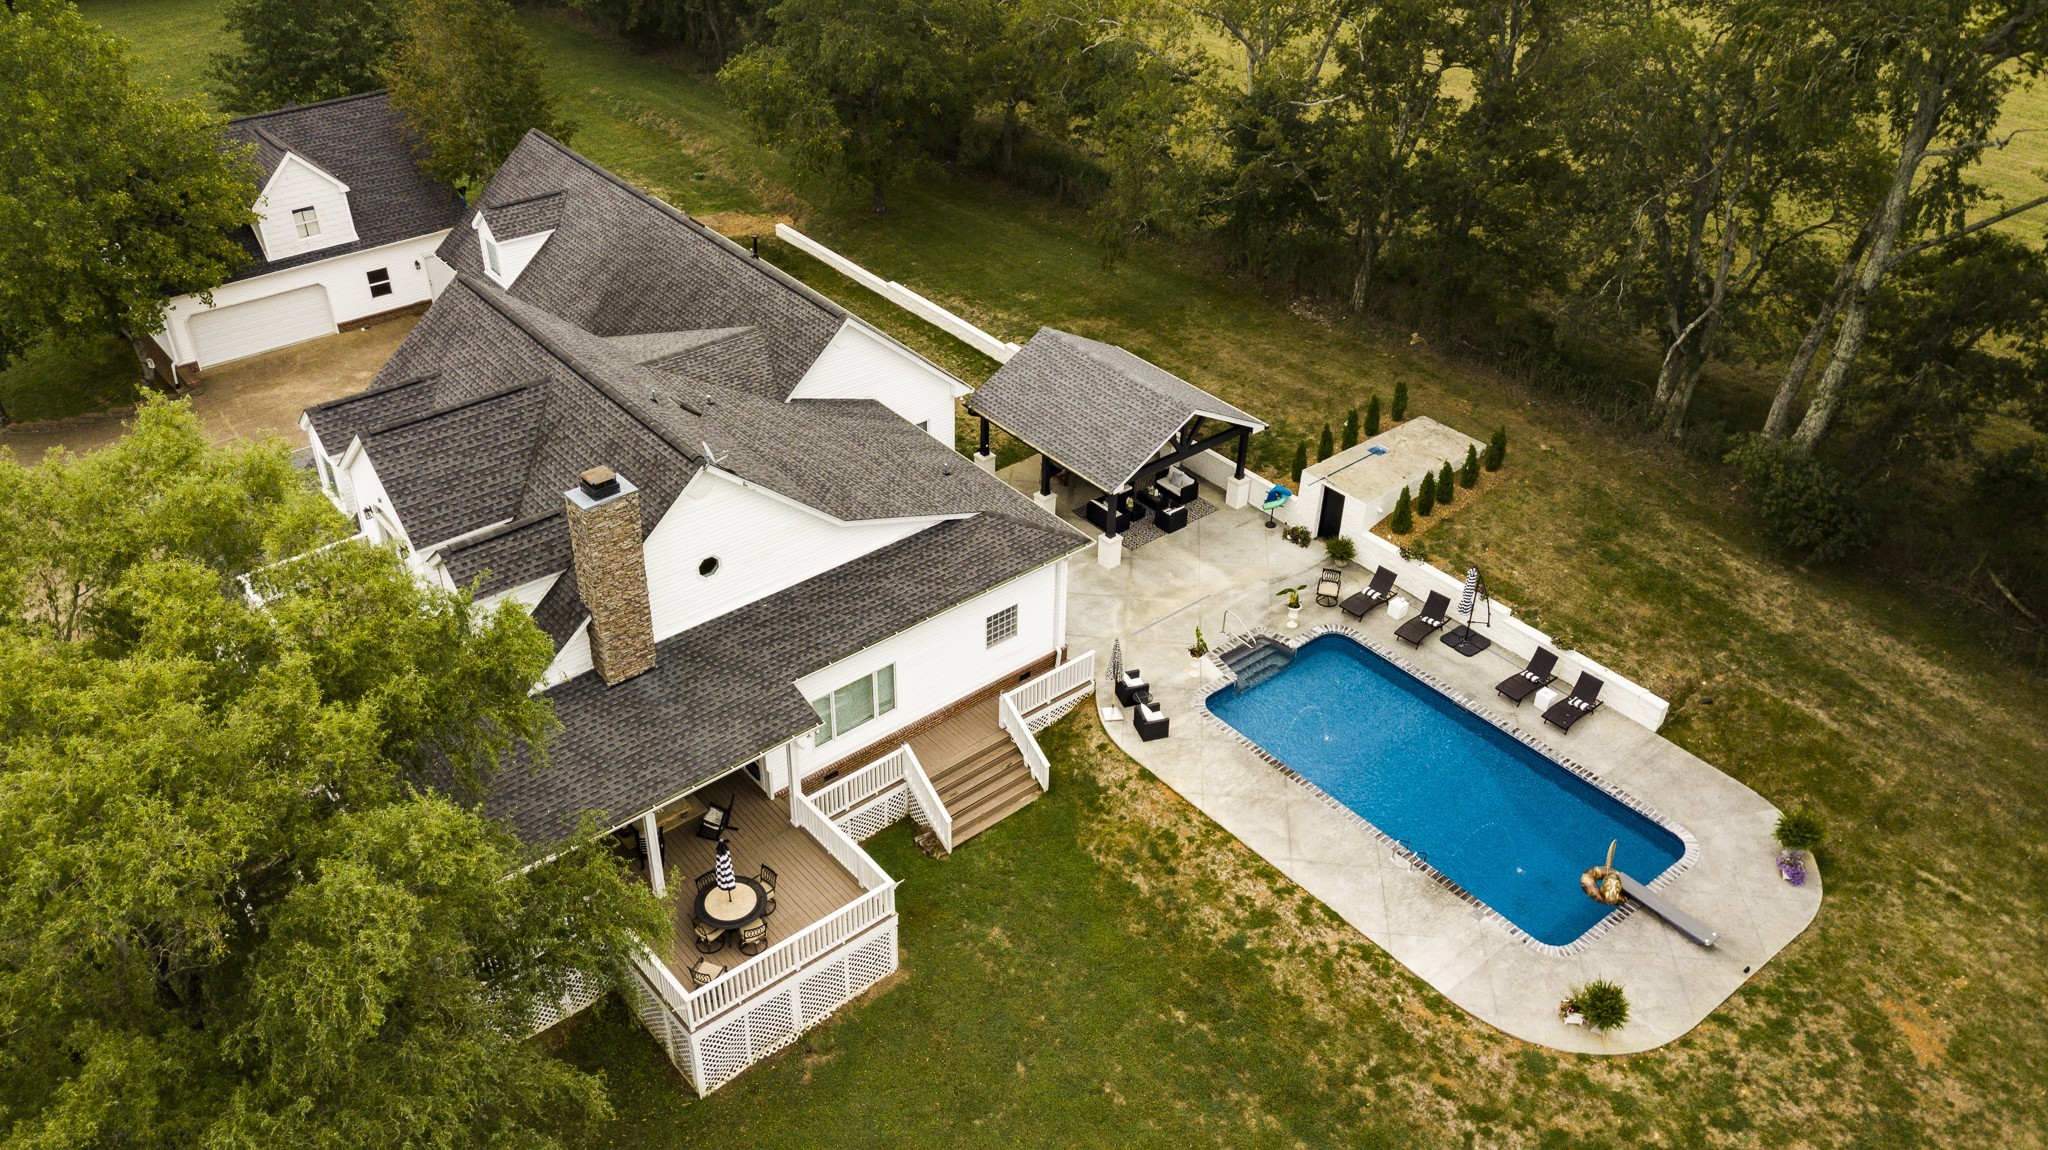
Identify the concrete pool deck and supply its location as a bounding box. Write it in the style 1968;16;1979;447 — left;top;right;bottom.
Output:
1029;467;1823;1054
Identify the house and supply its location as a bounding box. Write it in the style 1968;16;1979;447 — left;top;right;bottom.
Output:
300;132;1095;1093
137;91;464;385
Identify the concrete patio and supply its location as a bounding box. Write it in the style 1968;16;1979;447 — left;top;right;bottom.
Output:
1015;461;1822;1054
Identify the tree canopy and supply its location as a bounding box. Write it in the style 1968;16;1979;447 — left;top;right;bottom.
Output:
210;0;404;113
0;0;255;377
0;401;668;1148
384;0;571;196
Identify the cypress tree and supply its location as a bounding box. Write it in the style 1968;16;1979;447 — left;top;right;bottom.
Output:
1341;409;1358;450
1365;394;1382;437
1392;379;1409;422
1436;461;1456;506
1317;423;1335;461
1460;444;1480;487
1389;486;1413;534
1291;440;1309;485
1416;470;1436;515
1485;426;1509;471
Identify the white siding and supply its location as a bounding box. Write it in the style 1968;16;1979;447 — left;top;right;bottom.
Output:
160;234;448;367
340;443;406;547
474;216;553;288
787;320;962;443
475;572;560;615
641;470;941;644
254;155;357;260
545;622;593;687
788;561;1062;779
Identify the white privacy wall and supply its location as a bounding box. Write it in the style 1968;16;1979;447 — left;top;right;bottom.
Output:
788;560;1063;779
787;320;962;443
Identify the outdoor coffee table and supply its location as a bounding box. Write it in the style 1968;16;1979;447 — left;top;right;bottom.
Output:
695;878;767;930
1533;686;1563;713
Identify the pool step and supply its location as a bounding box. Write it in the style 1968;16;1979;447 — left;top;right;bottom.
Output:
1223;638;1295;690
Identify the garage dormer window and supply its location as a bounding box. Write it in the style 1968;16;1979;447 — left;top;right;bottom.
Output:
292;207;321;238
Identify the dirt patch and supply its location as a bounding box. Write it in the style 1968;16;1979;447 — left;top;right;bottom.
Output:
1880;998;1949;1070
695;211;791;240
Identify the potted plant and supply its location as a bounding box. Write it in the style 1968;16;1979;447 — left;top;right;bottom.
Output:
1277;585;1307;628
1189;626;1209;678
1324;535;1357;567
1774;809;1824;885
1560;978;1629;1032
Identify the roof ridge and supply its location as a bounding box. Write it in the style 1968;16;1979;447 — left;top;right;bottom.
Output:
306;372;439;414
481;188;567;210
227;89;391;125
441;507;566;553
362;380;536;438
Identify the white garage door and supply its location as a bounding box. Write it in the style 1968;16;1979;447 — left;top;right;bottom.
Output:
189;284;336;368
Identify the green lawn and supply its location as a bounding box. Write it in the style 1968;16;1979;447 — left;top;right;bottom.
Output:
0;333;142;425
84;4;2048;1147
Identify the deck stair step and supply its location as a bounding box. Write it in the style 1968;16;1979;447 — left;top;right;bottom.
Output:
925;732;1038;846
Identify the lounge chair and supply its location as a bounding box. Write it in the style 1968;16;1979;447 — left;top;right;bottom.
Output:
1541;673;1605;732
1495;647;1560;705
697;797;735;840
1339;567;1398;619
757;864;778;917
1315;567;1343;607
738;920;769;956
1394;591;1452;646
1114;669;1151;707
1135;702;1171;742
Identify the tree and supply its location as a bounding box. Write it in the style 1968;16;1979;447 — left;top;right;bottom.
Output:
1436;460;1456;505
0;401;668;1146
1391;378;1408;420
720;0;968;213
566;0;766;60
1416;468;1436;514
1291;439;1309;484
211;0;402;113
384;0;570;196
1366;393;1382;435
1389;484;1413;533
1341;407;1359;449
1484;425;1508;470
0;0;255;383
1317;422;1335;460
1460;443;1479;486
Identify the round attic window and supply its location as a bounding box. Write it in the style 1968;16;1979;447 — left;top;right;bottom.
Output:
699;556;720;577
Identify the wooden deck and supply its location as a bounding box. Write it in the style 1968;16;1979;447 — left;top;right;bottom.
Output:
907;695;1003;772
650;784;863;977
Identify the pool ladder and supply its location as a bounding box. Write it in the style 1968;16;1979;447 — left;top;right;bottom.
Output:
1392;839;1430;872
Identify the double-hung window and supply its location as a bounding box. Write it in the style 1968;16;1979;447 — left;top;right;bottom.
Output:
366;267;393;298
291;207;320;238
809;664;896;746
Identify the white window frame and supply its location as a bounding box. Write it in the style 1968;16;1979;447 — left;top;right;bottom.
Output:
985;604;1018;648
483;235;502;276
292;206;321;238
366;267;393;298
809;664;896;746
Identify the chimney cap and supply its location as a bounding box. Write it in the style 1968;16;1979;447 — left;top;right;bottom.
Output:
578;466;620;499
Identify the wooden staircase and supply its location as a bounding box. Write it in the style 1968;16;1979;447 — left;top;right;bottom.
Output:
927;732;1040;846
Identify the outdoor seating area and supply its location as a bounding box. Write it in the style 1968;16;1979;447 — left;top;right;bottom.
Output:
1394;590;1452;645
1340;566;1399;618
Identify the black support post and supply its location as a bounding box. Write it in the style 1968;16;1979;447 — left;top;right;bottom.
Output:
977;416;991;457
1039;454;1054;496
1233;428;1249;479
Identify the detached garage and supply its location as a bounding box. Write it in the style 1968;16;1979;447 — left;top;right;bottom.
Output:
188;284;336;369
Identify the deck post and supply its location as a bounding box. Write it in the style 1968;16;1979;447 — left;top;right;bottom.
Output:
641;810;666;898
974;416;997;473
1034;454;1058;514
1225;428;1253;509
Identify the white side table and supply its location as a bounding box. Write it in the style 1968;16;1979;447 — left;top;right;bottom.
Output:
1387;596;1412;622
1533;686;1563;712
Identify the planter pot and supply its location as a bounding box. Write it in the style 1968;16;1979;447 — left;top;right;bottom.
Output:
1286;605;1301;629
1189;656;1205;679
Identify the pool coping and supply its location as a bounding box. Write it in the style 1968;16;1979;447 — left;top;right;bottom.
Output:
1198;623;1701;958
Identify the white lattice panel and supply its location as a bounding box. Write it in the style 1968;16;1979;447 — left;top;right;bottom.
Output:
847;923;898;993
695;1015;752;1092
835;784;908;841
746;992;799;1060
799;956;850;1025
524;969;604;1035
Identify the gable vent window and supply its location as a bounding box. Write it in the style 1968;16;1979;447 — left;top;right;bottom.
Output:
808;664;896;746
292;207;320;238
985;605;1018;648
366;268;393;298
698;556;719;577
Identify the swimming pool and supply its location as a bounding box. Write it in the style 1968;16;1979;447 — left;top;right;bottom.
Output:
1206;633;1686;946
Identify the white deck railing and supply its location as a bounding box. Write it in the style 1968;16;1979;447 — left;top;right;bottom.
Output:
808;745;910;818
788;784;893;893
897;744;952;853
1001;650;1095;717
999;694;1052;790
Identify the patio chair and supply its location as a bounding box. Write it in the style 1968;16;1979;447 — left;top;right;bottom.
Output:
697;797;735;841
688;957;726;987
1154;502;1189;533
1135;702;1171;742
1541;673;1605;732
694;868;717;895
1114;669;1151;707
1495;647;1560;705
692;919;727;954
1315;567;1343;607
1394;591;1452;646
738;920;769;956
1340;567;1398;619
757;864;778;917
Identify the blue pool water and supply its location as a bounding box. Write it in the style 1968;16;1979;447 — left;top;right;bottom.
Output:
1208;635;1685;945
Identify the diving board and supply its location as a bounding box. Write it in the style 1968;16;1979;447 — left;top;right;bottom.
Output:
1619;873;1719;948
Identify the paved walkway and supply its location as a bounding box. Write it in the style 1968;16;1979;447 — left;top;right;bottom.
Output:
1013;461;1822;1053
0;319;414;460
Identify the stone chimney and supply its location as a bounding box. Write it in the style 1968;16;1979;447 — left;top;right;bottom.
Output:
564;466;656;685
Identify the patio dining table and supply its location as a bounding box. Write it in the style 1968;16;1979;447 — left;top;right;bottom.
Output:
695;877;768;930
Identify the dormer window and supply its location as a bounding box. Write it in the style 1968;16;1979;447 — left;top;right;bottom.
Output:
483;235;503;276
292;207;321;238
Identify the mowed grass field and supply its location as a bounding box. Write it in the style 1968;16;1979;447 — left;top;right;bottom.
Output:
81;4;2048;1147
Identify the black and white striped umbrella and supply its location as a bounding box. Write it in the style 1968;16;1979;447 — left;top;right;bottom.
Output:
1459;567;1481;617
714;838;737;892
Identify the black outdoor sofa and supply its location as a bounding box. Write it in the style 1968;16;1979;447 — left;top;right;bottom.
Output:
1541;673;1605;732
1495;647;1560;705
1339;566;1399;619
1134;701;1171;741
1394;591;1452;646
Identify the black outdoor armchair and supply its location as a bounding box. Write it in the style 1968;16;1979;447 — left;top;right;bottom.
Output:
1315;567;1343;607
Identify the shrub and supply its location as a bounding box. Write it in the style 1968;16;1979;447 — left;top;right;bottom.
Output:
1317;423;1335;462
1484;426;1508;471
1391;379;1409;422
1570;979;1629;1032
1290;441;1309;486
1436;461;1456;506
1775;809;1825;855
1325;535;1357;566
1341;409;1359;450
1460;444;1480;488
1282;524;1313;546
1189;626;1208;658
1416;470;1436;516
1365;394;1382;437
1723;436;1869;564
1389;487;1413;534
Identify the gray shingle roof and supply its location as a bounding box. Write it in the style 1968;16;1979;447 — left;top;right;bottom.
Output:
967;327;1267;492
478;191;564;240
223;91;465;283
442;511;571;595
